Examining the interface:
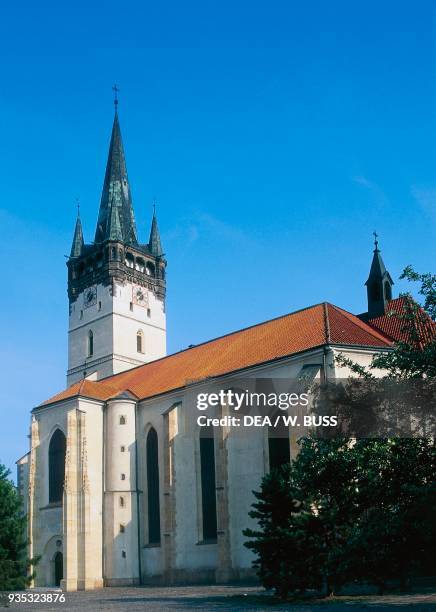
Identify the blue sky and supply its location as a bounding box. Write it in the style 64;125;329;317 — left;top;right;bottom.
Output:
1;0;435;474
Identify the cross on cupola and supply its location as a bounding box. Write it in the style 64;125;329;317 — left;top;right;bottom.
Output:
373;230;379;251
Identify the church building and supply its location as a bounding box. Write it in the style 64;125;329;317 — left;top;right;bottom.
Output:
17;104;404;591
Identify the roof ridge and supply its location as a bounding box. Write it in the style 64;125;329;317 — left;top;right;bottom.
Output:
323;302;331;344
328;303;392;344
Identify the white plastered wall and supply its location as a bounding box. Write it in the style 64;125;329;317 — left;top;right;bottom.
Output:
67;281;166;386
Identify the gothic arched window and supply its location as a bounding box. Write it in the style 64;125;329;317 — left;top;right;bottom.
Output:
146;427;161;544
200;426;217;541
88;330;94;357
49;429;66;503
137;330;144;353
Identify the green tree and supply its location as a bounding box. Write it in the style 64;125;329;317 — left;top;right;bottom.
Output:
243;463;324;599
342;438;435;592
0;463;36;590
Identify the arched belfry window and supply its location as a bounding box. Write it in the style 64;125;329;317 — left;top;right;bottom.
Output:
384;281;392;302
146;428;161;544
200;426;217;541
137;330;144;354
49;429;66;503
370;282;381;302
88;330;94;357
145;262;155;277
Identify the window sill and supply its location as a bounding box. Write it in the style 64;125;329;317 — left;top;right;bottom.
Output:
196;539;217;546
39;502;62;510
143;542;161;549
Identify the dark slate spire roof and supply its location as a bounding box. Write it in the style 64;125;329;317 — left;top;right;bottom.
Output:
106;201;123;241
94;112;138;245
365;236;393;286
70;213;84;258
148;210;163;256
363;233;394;319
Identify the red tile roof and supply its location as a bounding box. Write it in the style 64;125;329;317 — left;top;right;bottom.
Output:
367;297;436;345
41;302;392;407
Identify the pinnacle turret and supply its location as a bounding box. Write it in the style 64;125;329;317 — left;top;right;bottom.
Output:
148;209;163;256
70;213;84;258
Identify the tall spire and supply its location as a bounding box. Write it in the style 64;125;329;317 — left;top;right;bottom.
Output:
70;204;84;257
94;103;138;245
365;232;394;318
148;204;163;256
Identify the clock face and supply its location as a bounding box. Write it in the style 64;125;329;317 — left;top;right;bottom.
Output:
132;285;148;307
83;286;97;308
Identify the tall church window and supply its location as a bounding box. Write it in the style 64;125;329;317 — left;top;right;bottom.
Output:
87;330;94;357
200;426;217;541
137;330;144;353
146;427;161;544
49;429;66;503
268;412;290;472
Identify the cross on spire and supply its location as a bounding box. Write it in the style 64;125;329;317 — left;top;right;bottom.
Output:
373;230;379;251
76;198;80;217
112;84;119;111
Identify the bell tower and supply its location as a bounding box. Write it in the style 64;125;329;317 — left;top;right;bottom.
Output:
66;100;167;386
365;232;393;318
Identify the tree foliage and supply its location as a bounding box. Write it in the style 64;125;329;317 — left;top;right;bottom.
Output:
244;438;435;597
244;268;436;598
0;464;36;590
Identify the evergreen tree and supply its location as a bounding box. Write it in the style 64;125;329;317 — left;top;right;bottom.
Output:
0;464;36;590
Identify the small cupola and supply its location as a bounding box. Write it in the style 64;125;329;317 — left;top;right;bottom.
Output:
365;232;394;318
